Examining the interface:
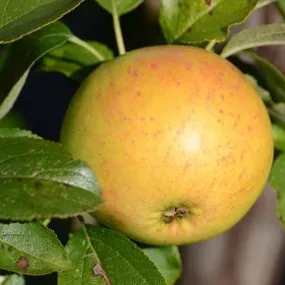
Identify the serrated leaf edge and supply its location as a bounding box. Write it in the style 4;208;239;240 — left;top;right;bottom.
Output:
85;226;167;285
0;223;70;275
0;0;85;44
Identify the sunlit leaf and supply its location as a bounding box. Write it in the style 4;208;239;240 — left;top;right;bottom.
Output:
0;223;70;275
159;0;258;43
0;129;101;220
58;226;167;285
221;23;285;58
0;0;85;43
94;0;143;16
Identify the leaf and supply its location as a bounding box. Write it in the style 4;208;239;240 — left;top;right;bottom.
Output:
272;103;285;115
143;246;182;285
270;153;285;228
243;51;285;103
272;124;285;151
0;21;73;121
221;23;285;58
40;40;113;81
2;274;25;285
0;109;27;129
0;128;40;139
94;0;144;16
40;58;93;82
0;70;30;122
268;106;285;130
0;223;70;275
276;0;285;20
58;226;167;285
244;74;272;105
45;40;113;66
159;0;258;44
255;0;277;10
0;129;102;221
0;0;85;44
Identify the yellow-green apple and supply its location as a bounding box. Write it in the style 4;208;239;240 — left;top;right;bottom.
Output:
60;45;273;245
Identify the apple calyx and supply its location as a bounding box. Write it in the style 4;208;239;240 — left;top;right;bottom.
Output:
162;206;189;223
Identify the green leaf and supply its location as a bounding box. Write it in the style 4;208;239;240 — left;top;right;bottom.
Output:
0;128;40;139
272;124;285;151
40;57;92;82
0;109;27;129
270;153;285;228
243;52;285;103
1;274;25;285
0;0;84;44
94;0;144;16
40;40;113;81
0;129;102;221
0;223;70;275
268;105;285;130
143;246;182;285
0;21;73;121
46;40;113;65
58;226;167;285
272;103;285;115
159;0;258;44
221;23;285;58
276;0;285;20
0;70;29;122
244;74;272;105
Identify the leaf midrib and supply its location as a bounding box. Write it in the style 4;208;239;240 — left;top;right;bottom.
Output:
223;24;285;57
0;0;62;30
174;0;222;41
86;229;164;285
0;231;68;270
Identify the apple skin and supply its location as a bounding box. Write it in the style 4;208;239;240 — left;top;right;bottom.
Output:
61;45;273;245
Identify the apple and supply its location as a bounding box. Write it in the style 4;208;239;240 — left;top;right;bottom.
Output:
61;45;273;245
